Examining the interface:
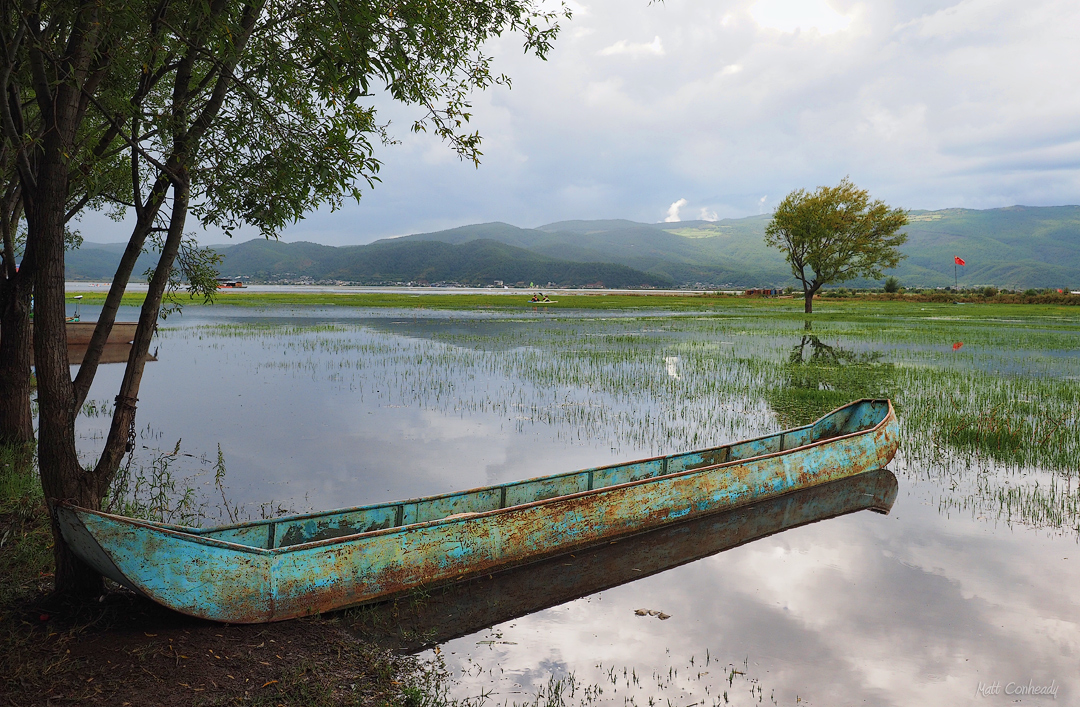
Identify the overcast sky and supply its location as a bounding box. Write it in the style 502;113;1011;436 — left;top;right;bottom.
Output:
82;0;1080;245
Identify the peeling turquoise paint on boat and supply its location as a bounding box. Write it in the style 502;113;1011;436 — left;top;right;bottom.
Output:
53;398;899;623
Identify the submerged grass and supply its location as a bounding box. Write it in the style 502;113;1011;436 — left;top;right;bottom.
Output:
431;649;774;707
158;300;1080;536
69;288;1080;316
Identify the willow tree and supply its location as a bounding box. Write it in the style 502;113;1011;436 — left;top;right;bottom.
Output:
3;0;565;596
765;178;908;314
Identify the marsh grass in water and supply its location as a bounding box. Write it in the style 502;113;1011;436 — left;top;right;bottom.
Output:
426;650;776;707
146;301;1080;537
766;333;896;428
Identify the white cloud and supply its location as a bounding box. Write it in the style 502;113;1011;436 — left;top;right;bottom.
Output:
82;0;1080;246
665;198;688;222
900;0;1012;40
699;208;718;221
758;196;769;214
748;0;853;35
598;35;664;56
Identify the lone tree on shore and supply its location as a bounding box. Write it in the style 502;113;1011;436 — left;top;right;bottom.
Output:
765;178;908;313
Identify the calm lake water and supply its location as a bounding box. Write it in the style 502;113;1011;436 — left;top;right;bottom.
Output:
71;302;1080;706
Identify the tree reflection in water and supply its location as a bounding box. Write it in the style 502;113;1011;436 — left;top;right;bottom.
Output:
770;321;895;428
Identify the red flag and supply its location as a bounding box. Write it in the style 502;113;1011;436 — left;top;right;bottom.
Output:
954;256;966;266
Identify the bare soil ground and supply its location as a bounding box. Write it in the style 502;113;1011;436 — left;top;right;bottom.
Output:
1;589;435;707
0;480;436;707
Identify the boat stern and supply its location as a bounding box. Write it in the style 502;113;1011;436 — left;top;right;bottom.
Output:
54;502;277;623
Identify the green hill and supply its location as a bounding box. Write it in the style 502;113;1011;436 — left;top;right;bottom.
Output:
65;205;1080;289
397;220;772;286
64;242;160;281
217;237;672;288
661;207;1080;288
397;207;1080;288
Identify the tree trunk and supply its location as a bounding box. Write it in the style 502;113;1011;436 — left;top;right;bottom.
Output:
72;177;171;410
0;274;34;445
30;102;105;599
93;178;188;489
804;288;815;314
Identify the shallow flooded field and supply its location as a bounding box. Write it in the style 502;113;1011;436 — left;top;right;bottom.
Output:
74;301;1079;706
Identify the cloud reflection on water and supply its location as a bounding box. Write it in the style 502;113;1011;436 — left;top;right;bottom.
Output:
436;497;1077;706
70;306;1079;703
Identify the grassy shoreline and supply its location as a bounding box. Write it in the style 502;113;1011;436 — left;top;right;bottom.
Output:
0;447;443;706
68;289;1080;311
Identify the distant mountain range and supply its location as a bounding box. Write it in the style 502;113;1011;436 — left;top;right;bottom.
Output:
66;205;1080;288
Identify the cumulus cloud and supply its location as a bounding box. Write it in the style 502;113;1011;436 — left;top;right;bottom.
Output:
598;36;664;56
699;208;718;221
758;196;769;214
665;198;688;222
85;0;1080;246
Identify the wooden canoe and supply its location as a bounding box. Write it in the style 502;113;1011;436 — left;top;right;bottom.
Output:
65;321;139;345
27;321;140;346
30;343;157;366
53;398;899;623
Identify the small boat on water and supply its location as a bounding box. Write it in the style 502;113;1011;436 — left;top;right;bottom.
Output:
25;322;141;356
23;297;139;347
32;342;156;366
54;398;899;623
63;321;139;346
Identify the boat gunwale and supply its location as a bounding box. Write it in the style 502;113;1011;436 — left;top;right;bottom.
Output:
135;397;893;537
56;399;896;557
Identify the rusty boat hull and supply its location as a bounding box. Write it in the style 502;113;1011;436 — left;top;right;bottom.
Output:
54;398;899;623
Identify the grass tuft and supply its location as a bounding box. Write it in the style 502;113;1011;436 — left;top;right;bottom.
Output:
0;444;51;608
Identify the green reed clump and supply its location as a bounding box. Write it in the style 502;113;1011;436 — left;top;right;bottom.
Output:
105;440;204;525
0;444;51;606
995;476;1080;532
899;368;1080;472
940;408;1062;459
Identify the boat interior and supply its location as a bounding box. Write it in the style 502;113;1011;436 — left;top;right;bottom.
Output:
181;399;889;550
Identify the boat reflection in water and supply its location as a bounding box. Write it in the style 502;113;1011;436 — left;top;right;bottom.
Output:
349;468;898;652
